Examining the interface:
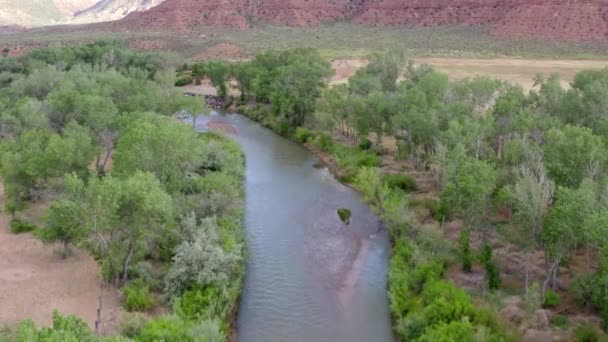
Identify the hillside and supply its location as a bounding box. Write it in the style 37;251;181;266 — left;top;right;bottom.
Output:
109;0;608;42
0;0;165;27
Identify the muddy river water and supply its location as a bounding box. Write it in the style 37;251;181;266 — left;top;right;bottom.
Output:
198;113;394;342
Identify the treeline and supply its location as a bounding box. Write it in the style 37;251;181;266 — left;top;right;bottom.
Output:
0;41;245;341
214;49;608;340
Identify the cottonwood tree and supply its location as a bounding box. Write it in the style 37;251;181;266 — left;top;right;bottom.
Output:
508;156;555;293
543;125;606;188
542;180;598;297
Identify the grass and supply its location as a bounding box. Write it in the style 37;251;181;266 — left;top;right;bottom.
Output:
2;23;608;60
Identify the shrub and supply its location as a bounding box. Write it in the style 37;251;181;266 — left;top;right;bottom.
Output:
138;316;193;342
359;138;373;151
10;219;36;234
174;285;223;321
337;208;351;224
313;133;334;153
574;324;603;342
122;280;155;312
543;289;561;308
175;75;193;87
384;173;417;192
294;127;315;143
458;230;472;273
119;312;149;338
480;245;501;290
551;314;569;329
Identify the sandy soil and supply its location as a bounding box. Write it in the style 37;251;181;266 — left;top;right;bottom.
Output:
330;58;608;91
0;184;121;334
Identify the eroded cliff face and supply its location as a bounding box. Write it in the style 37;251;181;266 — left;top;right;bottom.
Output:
114;0;249;30
105;0;608;41
491;0;608;41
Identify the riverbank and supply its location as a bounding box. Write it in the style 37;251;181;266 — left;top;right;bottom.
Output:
237;103;519;340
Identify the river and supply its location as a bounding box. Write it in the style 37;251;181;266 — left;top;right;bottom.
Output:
197;113;394;342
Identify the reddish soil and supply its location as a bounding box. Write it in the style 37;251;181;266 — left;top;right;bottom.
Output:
102;0;608;42
0;184;121;334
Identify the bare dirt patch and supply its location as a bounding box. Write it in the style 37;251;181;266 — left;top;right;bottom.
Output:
414;57;608;91
0;184;121;334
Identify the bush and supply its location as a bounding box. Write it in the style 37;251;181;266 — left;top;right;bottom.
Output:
119;312;149;338
174;285;223;321
359;138;373;151
138;316;193;341
458;230;472;273
294;127;315;143
384;173;417;192
543;289;562;308
480;245;501;290
337;208;351;224
10;219;36;234
313;133;334;153
551;314;569;329
122;280;155;312
574;324;603;342
175;75;193;87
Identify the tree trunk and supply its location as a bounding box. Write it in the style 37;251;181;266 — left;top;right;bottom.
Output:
524;251;530;295
121;241;134;284
101;145;113;172
542;258;560;300
62;240;69;259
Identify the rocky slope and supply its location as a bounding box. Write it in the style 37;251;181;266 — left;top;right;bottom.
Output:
111;0;607;41
0;0;165;27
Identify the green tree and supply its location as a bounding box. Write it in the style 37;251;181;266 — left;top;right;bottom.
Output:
543;125;607;188
205;60;230;98
508;157;555;293
440;156;497;235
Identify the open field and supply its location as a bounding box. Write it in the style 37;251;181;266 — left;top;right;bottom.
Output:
0;185;120;334
331;58;608;91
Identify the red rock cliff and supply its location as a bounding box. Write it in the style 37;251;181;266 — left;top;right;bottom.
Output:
112;0;608;41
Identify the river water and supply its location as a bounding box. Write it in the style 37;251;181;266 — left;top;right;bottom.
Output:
197;113;393;342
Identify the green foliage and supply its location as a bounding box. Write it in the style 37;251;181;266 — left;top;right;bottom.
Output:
480;244;501;290
174;75;192;87
551;314;569;329
137;316;194;342
123;280;156;312
337;208;351;225
543;289;561;308
384;173;417;193
12;311;96;342
9;219;36;234
574;324;604;342
119;312;148;338
312;132;334;152
458;230;472;273
358;138;373;151
174;285;222;321
440;155;497;227
418;319;475;342
543;125;606;188
205;60;230;98
293;127;315;143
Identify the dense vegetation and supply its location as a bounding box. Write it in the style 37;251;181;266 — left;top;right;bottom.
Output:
0;41;245;341
208;49;608;340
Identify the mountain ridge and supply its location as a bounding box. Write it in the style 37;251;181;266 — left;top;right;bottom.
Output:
107;0;608;41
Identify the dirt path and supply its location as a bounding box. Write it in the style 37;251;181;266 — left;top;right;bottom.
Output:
0;184;120;334
330;58;608;91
